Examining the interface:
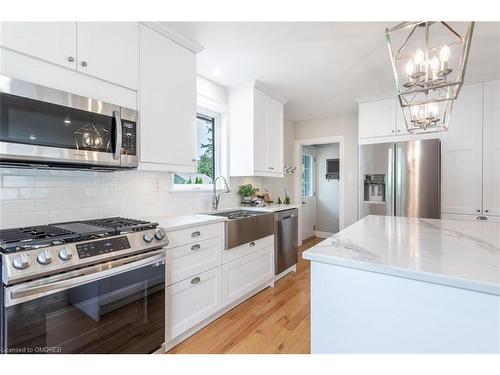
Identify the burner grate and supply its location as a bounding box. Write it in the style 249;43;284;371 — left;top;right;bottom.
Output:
83;217;157;233
0;225;80;252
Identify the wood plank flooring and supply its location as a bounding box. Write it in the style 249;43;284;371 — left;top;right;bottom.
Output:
167;236;324;354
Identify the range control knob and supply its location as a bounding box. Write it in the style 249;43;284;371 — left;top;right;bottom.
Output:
12;253;31;270
143;233;153;243
59;246;73;261
154;228;166;241
37;249;53;265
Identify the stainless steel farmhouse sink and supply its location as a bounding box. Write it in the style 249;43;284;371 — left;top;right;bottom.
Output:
209;210;274;249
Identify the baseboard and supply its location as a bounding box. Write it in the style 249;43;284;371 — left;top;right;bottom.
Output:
314;231;334;238
274;264;297;282
164;279;274;352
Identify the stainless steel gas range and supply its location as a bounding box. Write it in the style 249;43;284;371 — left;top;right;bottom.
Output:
0;217;169;354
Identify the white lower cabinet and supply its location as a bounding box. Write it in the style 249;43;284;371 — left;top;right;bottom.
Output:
166;266;222;341
222;245;275;307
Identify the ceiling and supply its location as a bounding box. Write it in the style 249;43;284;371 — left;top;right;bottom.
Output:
166;22;500;122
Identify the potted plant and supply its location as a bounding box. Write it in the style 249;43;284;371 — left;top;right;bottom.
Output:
238;184;258;204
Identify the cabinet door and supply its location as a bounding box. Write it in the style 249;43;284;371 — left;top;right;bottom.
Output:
77;22;138;90
222;245;274;307
483;80;500;217
267;96;284;173
441;83;483;215
139;25;196;170
166;267;222;341
253;88;269;172
0;22;76;69
358;98;397;138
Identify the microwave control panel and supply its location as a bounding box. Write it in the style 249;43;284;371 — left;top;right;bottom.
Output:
122;121;137;156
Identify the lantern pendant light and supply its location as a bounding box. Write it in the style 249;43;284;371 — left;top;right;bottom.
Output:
385;22;474;133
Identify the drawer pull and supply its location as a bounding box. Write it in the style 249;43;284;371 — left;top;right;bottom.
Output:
191;276;201;284
191;231;201;238
191;244;201;251
249;241;256;247
476;216;488;221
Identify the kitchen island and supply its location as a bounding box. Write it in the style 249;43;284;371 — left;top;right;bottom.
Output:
302;215;500;353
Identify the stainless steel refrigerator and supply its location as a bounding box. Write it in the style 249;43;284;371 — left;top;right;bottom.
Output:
358;139;440;220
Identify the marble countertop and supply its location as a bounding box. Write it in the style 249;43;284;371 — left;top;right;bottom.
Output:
204;204;301;214
151;214;227;232
302;215;500;295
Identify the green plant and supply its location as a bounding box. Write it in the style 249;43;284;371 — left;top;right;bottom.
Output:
238;184;258;197
195;176;203;184
277;197;282;204
283;187;290;204
187;177;193;184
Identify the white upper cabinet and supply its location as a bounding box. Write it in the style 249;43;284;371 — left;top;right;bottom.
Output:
138;24;197;172
440;83;484;215
0;22;77;69
358;98;397;139
483;80;500;217
0;22;138;90
76;22;138;90
229;83;285;177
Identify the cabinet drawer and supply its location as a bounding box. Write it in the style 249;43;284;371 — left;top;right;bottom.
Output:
166;223;223;248
166;267;222;341
223;234;274;264
166;237;223;286
222;245;274;307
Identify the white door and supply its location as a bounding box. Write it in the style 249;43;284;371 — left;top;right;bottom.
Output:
441;83;483;215
253;88;269;173
302;146;316;239
139;24;196;171
0;22;77;69
76;22;139;90
358;98;397;139
483;80;500;217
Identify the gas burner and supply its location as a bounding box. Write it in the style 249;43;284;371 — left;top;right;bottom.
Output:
83;217;158;234
0;225;80;253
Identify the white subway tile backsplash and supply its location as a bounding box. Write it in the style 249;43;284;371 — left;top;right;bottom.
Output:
19;188;50;199
3;175;35;187
1;200;36;213
0;188;19;200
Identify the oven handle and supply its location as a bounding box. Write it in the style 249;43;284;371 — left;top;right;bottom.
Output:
6;250;165;307
113;110;123;161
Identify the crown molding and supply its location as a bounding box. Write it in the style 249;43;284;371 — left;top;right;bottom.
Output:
229;80;288;104
142;22;204;54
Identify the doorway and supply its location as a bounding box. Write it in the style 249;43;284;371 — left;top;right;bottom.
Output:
295;136;345;245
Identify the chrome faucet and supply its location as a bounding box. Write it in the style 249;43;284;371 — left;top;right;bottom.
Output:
212;176;231;210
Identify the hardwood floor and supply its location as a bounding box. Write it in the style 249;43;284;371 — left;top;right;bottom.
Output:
167;236;324;354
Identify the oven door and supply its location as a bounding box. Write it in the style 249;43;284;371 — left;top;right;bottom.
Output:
0;76;130;168
2;250;165;354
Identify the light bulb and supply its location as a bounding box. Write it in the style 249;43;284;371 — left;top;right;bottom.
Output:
406;60;415;81
411;105;419;117
439;44;450;63
414;49;424;65
429;103;439;118
430;56;440;78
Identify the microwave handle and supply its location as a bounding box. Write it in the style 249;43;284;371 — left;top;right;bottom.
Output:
113;110;122;161
6;250;165;306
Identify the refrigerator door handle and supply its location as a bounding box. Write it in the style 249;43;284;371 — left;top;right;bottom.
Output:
386;147;394;216
395;143;404;217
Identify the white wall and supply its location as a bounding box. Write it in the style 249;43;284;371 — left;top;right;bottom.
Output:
295;113;358;227
0;76;261;229
314;143;340;234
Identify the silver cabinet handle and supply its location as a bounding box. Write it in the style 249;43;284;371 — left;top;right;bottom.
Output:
191;231;201;238
191;276;201;284
485;210;489;213
67;56;75;62
249;241;256;247
191;158;196;162
268;166;274;170
80;61;88;67
112;110;122;161
191;244;201;251
476;216;488;221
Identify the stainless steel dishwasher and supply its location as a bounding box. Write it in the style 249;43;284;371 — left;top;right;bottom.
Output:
274;208;298;275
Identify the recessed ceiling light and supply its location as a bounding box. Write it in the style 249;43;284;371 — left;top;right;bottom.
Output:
212;68;223;77
29;135;36;140
64;119;71;124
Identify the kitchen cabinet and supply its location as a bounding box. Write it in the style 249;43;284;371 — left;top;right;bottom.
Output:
358;98;397;139
166;267;222;341
229;83;286;177
482;80;500;217
441;83;484;216
76;22;138;89
139;24;197;172
0;22;138;90
221;245;275;307
0;22;77;69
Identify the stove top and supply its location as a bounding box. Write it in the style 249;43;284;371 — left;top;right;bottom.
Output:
0;217;159;253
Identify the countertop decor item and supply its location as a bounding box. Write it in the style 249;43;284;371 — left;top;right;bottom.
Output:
385;22;474;134
238;184;258;204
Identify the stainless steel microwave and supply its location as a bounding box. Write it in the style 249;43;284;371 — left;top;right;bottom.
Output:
0;75;138;170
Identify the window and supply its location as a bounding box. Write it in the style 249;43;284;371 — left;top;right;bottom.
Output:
173;111;219;190
302;154;313;197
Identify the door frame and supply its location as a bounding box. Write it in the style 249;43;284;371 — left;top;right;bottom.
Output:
294;136;345;245
301;145;316;240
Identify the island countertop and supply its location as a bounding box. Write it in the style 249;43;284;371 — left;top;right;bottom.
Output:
302;215;500;295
